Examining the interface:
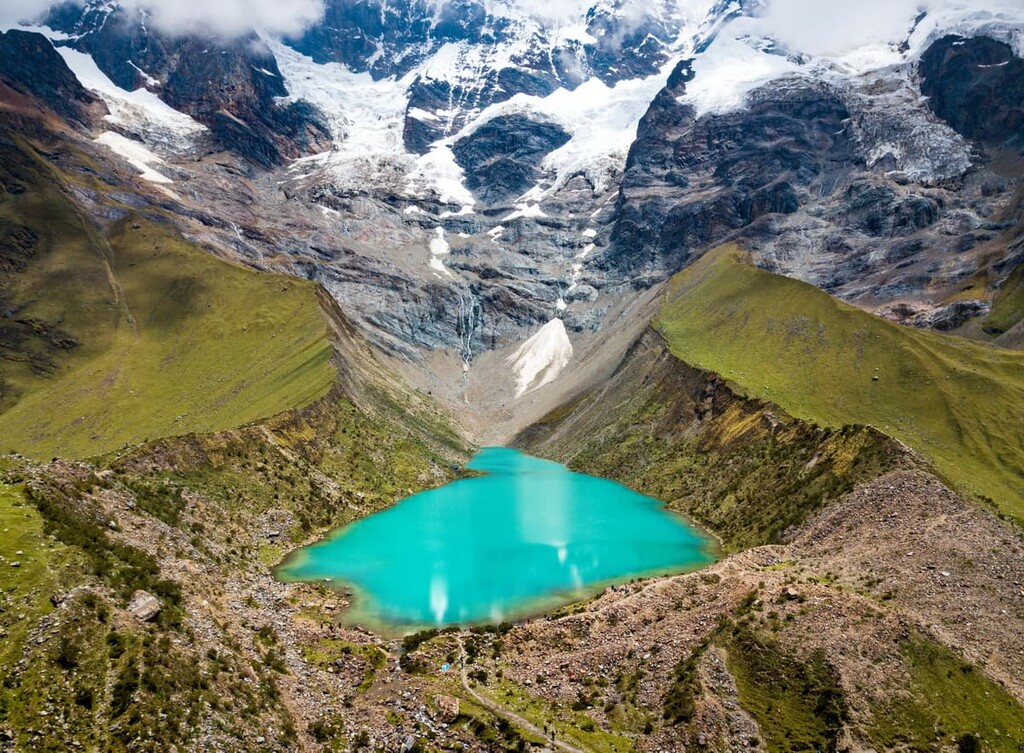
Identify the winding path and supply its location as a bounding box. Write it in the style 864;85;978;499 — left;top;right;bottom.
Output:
455;637;588;753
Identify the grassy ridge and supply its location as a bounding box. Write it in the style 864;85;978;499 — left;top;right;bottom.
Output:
866;634;1024;752
655;245;1024;522
516;326;903;551
0;137;335;459
983;263;1024;336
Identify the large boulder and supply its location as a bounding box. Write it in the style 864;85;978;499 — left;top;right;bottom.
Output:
127;590;162;622
432;694;460;723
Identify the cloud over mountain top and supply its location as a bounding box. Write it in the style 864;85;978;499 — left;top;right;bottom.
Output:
121;0;325;38
1;0;325;38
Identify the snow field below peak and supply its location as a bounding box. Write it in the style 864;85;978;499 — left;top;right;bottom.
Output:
508;318;573;397
55;45;206;152
94;131;173;184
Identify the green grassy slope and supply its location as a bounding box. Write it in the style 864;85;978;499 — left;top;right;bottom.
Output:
0;483;79;671
0;135;118;407
515;327;904;551
866;633;1024;752
0;137;335;459
720;622;1024;753
983;263;1024;336
655;245;1024;522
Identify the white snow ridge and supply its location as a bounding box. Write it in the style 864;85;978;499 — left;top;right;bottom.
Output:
508;318;573;397
56;47;206;151
94;132;173;184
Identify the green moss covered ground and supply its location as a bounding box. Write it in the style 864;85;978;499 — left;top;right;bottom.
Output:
866;634;1024;752
0;136;335;460
655;245;1024;523
983;263;1024;336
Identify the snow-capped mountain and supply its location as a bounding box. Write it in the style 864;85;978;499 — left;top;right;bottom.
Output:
36;0;749;204
32;0;1024;210
4;0;1024;411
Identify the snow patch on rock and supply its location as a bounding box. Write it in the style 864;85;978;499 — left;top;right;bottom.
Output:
502;202;547;221
56;46;205;151
407;146;476;206
95;131;173;183
680;34;802;117
428;227;453;277
508;318;573;397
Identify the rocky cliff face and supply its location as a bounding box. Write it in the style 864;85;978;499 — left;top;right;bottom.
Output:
607;68;856;281
45;2;332;166
921;35;1024;147
451;114;571;203
601;34;1024;321
0;29;99;125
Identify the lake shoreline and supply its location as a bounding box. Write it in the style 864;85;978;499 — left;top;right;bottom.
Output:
276;447;719;632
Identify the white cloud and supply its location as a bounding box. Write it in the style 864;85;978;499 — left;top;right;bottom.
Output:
1;0;324;38
122;0;325;38
753;0;925;57
0;0;58;30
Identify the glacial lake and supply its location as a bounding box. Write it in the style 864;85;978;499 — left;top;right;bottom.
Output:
277;447;716;630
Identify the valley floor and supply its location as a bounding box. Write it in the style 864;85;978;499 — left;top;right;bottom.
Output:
2;385;1023;752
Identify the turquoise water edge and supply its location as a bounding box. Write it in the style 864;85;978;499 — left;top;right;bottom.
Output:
277;447;716;631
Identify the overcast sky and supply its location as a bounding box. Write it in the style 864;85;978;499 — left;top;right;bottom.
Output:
123;0;325;37
0;0;55;29
0;0;326;37
0;0;1013;52
754;0;926;56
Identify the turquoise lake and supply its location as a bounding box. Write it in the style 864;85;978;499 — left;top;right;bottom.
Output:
278;447;716;630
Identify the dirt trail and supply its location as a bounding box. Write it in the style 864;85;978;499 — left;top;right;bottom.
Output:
456;637;589;753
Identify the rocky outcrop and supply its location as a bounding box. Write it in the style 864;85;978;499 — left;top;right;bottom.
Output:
45;3;332;167
126;590;162;621
452;114;571;204
0;30;99;124
607;71;857;279
301;247;554;360
920;35;1024;147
